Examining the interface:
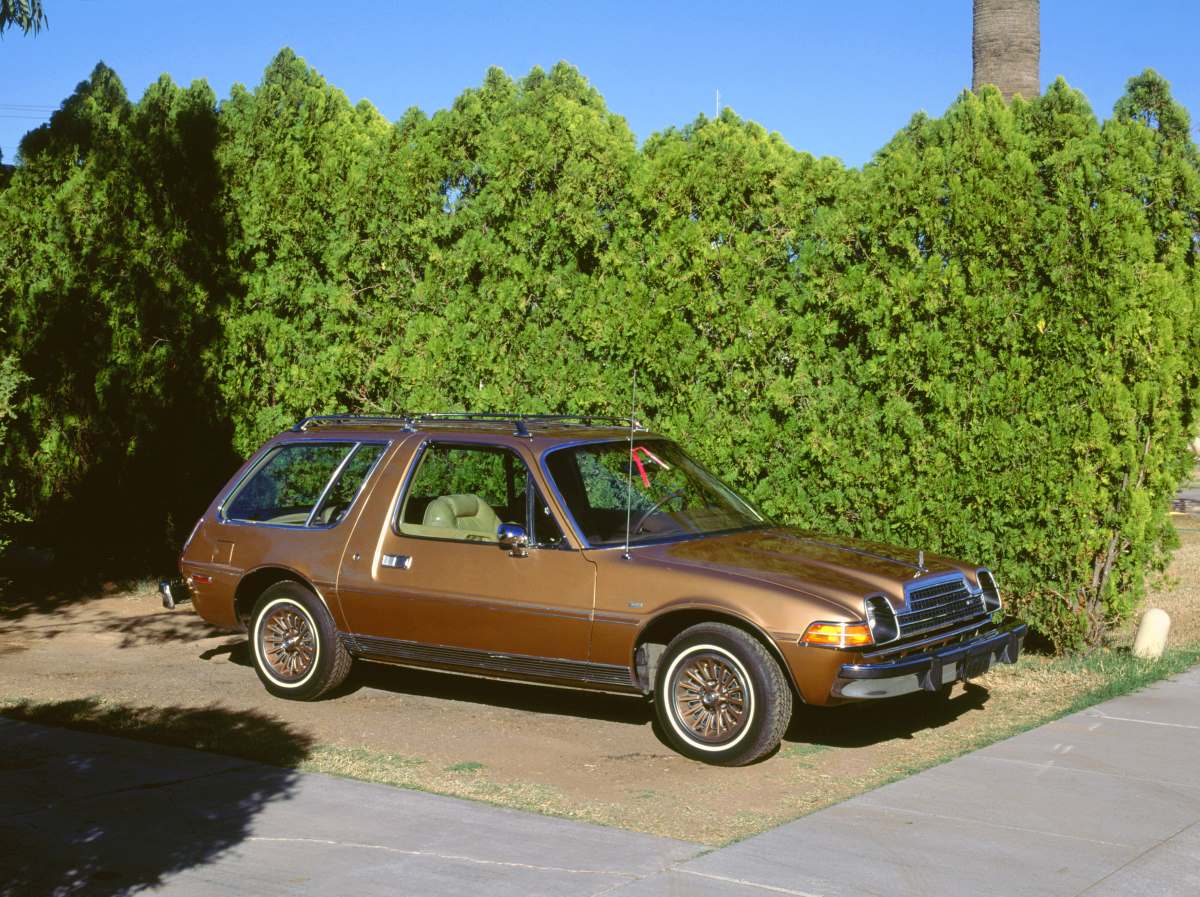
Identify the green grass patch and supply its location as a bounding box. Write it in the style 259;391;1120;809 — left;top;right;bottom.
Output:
1061;645;1200;712
839;644;1200;794
445;760;485;773
303;744;427;784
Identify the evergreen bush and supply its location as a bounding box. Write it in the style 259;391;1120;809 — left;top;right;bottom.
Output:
1;54;1196;649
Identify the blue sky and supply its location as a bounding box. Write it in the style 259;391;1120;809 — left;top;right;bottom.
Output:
1;1;1197;167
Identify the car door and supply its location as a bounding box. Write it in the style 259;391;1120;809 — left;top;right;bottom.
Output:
335;439;597;662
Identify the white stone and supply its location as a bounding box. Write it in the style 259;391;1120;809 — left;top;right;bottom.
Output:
1132;608;1171;660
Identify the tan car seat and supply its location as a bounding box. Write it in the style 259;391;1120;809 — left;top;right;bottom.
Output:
422;494;501;541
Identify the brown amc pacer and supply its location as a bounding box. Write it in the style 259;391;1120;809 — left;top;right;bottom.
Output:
165;413;1027;765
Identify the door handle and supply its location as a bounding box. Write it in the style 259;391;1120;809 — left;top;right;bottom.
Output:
381;554;413;570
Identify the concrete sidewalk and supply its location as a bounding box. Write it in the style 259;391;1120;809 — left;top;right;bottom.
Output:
0;718;699;896
3;667;1198;897
642;666;1200;897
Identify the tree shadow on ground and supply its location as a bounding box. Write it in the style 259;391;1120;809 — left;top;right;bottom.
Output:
0;698;313;897
99;610;229;648
0;562;144;624
785;683;991;749
0;570;230;647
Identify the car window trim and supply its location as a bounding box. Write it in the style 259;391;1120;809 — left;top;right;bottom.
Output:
306;441;392;529
539;438;769;551
538;437;625;550
391;438;570;550
218;439;390;531
303;443;361;527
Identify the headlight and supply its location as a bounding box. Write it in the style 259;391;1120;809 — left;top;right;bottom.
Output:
978;569;1002;613
864;594;899;644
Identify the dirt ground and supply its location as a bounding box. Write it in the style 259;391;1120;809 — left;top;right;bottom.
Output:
2;524;1198;845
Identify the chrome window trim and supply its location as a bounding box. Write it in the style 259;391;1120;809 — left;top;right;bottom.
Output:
390;438;572;551
576;524;771;552
538;438;768;551
538;438;614;549
305;441;391;530
304;443;361;527
217;439;390;531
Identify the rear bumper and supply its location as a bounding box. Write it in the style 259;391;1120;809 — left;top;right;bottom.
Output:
832;620;1027;699
158;578;191;610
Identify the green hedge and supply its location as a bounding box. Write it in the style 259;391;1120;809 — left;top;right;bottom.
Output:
1;52;1197;649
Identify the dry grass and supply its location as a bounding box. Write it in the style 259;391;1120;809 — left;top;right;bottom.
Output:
1137;515;1200;646
3;522;1199;845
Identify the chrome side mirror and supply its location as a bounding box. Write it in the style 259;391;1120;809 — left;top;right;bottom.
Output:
497;523;529;558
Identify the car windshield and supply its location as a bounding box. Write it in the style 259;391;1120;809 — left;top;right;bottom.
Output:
543;439;768;547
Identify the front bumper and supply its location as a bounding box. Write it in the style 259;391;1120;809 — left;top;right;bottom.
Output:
832;620;1027;699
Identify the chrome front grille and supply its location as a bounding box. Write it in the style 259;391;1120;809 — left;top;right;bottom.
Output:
897;576;988;638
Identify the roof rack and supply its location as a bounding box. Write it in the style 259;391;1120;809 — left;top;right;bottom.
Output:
291;412;645;437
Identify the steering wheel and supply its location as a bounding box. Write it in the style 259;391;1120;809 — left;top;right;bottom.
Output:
632;488;687;535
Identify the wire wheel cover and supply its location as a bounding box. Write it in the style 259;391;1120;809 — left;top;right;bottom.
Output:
671;651;750;744
261;605;316;681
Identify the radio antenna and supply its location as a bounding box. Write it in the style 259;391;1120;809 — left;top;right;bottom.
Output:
622;370;637;561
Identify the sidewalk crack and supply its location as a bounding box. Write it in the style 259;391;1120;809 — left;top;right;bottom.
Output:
4;762;262;820
1071;820;1200;896
246;836;644;879
857;801;1134;849
675;868;826;896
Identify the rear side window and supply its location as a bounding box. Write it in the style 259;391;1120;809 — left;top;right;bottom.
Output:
313;443;387;525
223;442;385;527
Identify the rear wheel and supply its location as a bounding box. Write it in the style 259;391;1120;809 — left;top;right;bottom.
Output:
249;581;352;700
654;622;792;766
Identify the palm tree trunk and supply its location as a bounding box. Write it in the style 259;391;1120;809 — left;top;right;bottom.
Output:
973;0;1040;101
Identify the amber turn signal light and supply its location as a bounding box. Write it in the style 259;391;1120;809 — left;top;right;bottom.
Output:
801;621;874;648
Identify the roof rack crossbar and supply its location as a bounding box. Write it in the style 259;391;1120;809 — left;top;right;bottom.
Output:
292;413;645;434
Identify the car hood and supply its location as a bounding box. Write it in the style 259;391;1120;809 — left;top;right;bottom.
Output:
639;527;974;615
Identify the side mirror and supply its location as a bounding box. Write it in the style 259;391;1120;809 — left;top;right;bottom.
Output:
497;523;529;558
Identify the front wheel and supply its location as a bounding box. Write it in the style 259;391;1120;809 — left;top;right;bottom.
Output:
249;581;352;700
653;622;793;765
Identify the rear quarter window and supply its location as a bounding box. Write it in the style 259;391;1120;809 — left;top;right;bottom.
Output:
223;441;385;527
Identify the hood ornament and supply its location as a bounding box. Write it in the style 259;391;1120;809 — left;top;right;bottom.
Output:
913;549;928;578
